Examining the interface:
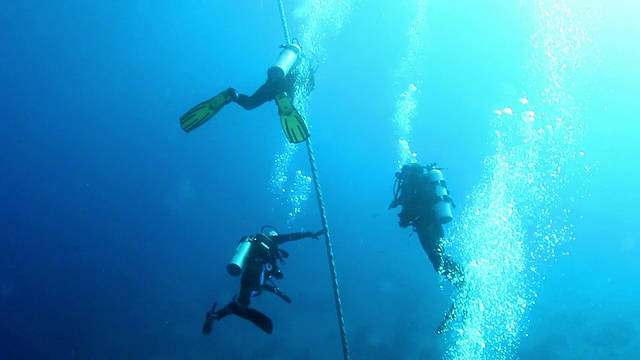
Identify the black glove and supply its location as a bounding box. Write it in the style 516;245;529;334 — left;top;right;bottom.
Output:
309;229;327;239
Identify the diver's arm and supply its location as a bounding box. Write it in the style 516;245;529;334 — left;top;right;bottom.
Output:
272;229;326;245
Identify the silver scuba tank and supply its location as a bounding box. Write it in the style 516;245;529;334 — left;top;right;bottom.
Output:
268;43;302;78
426;169;454;224
226;236;253;276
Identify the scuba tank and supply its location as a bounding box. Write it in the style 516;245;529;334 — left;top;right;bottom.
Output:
268;43;302;79
226;226;283;277
226;236;253;276
390;163;455;225
426;167;454;224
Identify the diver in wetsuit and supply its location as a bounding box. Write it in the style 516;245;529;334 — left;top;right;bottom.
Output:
202;226;325;335
179;42;315;143
388;163;464;288
231;46;314;111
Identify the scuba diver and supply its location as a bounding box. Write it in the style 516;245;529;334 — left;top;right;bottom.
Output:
202;226;325;335
389;163;465;333
388;163;464;288
180;40;315;143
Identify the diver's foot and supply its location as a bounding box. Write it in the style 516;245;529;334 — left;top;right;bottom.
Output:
227;300;245;313
225;88;238;102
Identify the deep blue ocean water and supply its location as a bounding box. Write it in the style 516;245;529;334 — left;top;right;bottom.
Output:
1;1;638;359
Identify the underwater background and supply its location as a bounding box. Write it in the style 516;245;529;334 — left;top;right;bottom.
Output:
1;0;638;359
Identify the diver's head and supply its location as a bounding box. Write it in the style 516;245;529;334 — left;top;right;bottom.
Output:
261;225;280;237
399;163;427;181
402;163;425;174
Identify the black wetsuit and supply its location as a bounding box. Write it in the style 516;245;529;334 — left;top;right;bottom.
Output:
414;219;462;286
234;231;307;305
390;165;464;287
212;231;316;321
234;67;298;110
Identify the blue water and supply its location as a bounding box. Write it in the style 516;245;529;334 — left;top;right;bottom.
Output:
1;1;638;359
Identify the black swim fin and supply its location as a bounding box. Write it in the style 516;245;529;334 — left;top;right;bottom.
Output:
437;301;461;334
202;302;218;335
228;301;274;334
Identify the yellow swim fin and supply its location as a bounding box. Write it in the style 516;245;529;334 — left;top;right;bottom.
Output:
180;88;235;133
275;92;310;143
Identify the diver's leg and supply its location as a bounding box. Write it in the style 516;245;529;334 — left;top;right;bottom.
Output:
235;76;284;110
416;223;464;286
235;84;270;110
441;254;465;288
221;264;274;334
416;223;445;270
237;262;263;306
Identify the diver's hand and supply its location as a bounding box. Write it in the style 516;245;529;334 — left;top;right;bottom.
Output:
309;229;327;240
